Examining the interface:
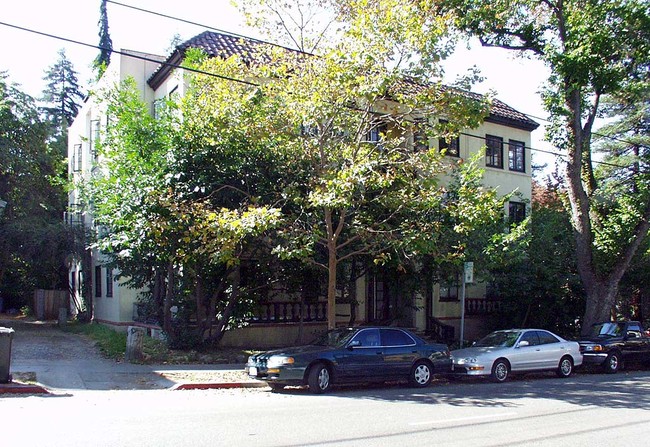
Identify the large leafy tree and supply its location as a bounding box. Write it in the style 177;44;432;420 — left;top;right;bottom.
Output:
593;87;650;320
438;0;650;333
88;78;282;345
487;181;585;336
233;0;501;329
0;73;72;308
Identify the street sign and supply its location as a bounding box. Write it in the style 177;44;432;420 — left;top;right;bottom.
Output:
464;261;474;284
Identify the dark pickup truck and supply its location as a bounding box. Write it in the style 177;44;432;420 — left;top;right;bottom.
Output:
578;321;650;373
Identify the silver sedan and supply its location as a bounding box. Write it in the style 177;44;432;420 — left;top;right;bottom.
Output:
450;329;583;382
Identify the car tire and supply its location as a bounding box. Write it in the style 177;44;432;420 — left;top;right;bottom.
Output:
269;383;285;392
409;360;433;388
491;359;510;383
603;352;621;374
556;356;574;378
308;363;331;394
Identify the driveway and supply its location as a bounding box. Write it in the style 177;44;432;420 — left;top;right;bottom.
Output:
2;317;173;391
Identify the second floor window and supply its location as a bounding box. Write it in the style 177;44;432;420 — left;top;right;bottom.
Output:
486;135;503;168
73;144;82;171
509;140;526;172
91;119;100;159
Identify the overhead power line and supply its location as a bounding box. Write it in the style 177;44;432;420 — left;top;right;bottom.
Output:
0;21;256;87
0;19;644;173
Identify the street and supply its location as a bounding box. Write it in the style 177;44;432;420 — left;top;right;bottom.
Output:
3;369;650;447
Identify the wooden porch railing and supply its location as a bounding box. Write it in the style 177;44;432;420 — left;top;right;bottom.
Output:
426;316;455;343
465;298;502;316
248;301;328;324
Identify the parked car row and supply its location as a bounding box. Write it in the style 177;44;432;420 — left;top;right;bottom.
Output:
245;322;650;393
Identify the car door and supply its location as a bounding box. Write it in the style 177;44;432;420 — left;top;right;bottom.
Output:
623;323;645;361
337;328;384;381
534;330;566;369
508;331;542;371
379;328;419;379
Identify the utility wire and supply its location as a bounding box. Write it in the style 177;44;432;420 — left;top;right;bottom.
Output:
106;0;290;51
0;21;644;173
0;21;256;87
108;0;649;155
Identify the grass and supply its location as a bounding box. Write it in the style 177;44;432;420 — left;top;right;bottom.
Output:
62;321;255;364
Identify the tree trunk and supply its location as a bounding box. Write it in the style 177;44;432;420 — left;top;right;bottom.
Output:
327;238;338;330
209;265;241;344
163;262;174;334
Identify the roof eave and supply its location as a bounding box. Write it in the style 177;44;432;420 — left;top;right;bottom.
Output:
148;50;185;91
485;115;540;132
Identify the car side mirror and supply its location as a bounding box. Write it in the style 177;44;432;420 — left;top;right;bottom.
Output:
627;331;638;339
517;340;530;348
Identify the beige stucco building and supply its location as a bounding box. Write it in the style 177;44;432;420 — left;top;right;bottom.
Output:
67;31;538;347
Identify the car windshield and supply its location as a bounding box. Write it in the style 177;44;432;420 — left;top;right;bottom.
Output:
310;328;357;347
473;331;520;348
589;322;624;337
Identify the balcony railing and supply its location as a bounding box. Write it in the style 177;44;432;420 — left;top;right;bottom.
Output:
248;301;328;324
465;298;502;316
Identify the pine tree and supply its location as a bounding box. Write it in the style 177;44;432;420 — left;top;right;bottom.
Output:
93;0;113;77
41;49;84;134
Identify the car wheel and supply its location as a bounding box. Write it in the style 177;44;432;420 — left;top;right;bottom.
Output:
269;383;285;392
603;352;621;374
409;361;433;388
491;359;509;383
556;356;573;378
308;363;331;394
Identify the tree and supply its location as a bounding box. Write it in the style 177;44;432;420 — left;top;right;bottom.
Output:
593;87;650;321
438;0;650;333
93;0;113;78
41;49;85;162
87;77;282;345
42;49;84;133
0;73;72;308
235;0;497;330
487;180;585;336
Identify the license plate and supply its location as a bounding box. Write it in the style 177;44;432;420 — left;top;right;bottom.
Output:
249;367;258;376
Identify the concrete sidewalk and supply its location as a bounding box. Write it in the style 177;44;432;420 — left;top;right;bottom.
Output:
0;317;266;394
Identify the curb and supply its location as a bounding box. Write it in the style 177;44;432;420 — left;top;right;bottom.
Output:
170;381;269;391
0;382;50;395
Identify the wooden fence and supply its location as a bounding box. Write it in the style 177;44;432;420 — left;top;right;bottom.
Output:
33;289;69;320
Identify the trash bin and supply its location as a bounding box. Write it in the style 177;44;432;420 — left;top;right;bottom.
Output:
0;327;15;383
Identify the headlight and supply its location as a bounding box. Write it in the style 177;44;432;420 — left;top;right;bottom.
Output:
584;345;603;352
267;356;295;368
458;357;478;364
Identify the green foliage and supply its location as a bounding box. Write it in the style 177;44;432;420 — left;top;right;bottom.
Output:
440;0;650;329
93;0;113;78
41;49;85;134
0;73;72;307
487;182;585;336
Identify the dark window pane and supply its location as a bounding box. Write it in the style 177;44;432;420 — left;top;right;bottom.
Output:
508;140;525;172
381;329;416;347
486;135;503;168
509;201;526;224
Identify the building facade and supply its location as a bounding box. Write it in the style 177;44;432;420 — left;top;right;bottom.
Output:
67;31;538;347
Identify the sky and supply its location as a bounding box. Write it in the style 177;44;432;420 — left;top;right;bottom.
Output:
0;0;556;172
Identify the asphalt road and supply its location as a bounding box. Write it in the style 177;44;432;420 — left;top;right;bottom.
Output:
3;369;650;447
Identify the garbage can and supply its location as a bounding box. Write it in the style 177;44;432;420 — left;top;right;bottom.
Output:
0;327;15;383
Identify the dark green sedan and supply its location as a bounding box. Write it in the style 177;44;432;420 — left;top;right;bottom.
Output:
245;326;452;393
